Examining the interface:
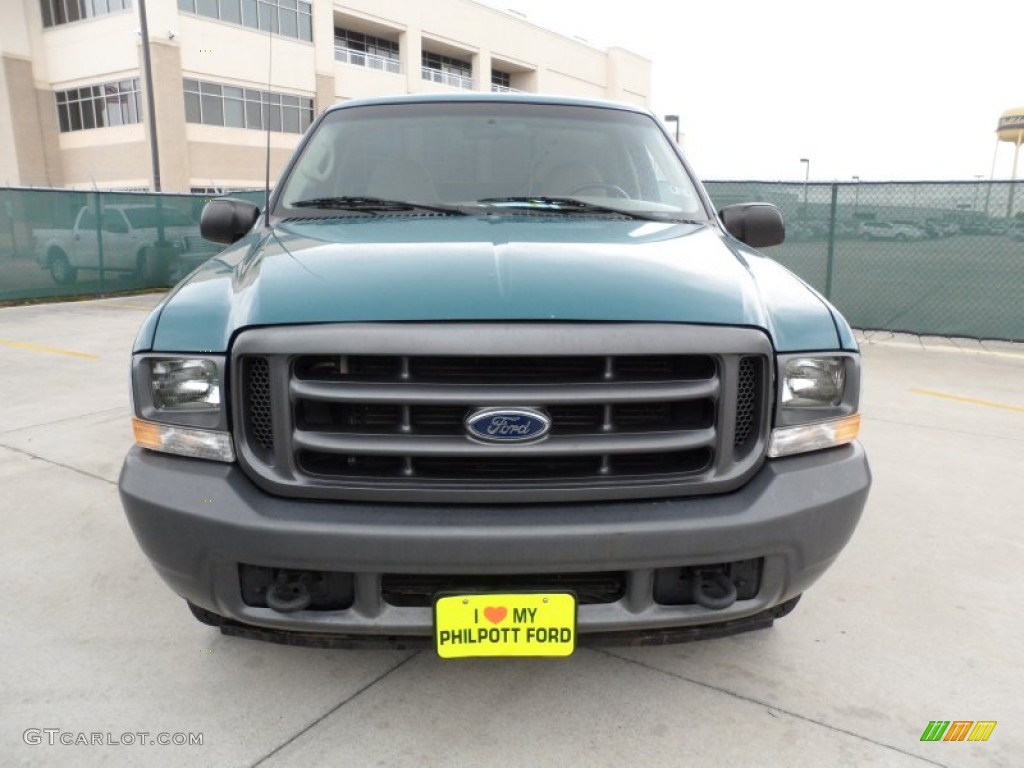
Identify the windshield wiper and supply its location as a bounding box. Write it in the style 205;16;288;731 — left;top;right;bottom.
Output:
475;196;687;223
288;196;466;216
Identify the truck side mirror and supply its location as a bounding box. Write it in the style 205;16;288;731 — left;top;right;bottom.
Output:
200;198;261;245
719;203;785;248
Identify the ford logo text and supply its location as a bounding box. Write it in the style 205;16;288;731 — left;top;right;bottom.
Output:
465;408;552;444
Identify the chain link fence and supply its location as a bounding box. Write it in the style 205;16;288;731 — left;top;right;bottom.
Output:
1;183;1022;341
704;180;1024;341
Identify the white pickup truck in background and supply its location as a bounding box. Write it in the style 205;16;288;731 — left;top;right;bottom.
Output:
33;204;207;285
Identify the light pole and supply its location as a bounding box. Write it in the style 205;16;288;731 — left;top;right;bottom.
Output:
663;114;680;143
137;0;161;192
800;158;810;216
852;175;860;215
972;174;984;211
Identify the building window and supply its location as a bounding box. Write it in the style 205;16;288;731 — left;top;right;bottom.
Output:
183;79;313;134
40;0;132;28
55;79;142;133
177;0;312;42
421;52;473;90
491;70;512;92
334;27;401;74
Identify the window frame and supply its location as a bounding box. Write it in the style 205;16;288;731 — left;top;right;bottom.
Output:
54;78;143;134
40;0;132;29
177;0;312;42
182;77;313;135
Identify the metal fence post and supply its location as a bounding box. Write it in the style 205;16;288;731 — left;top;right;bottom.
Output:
825;183;838;300
94;191;106;295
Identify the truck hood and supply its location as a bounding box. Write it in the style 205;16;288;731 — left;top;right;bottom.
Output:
143;216;846;353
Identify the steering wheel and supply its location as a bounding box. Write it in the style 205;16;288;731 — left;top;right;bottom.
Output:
566;182;631;199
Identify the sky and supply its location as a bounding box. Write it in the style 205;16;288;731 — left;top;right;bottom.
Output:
479;0;1023;181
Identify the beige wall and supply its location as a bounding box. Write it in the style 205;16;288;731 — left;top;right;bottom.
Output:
146;39;189;192
58;138;151;188
35;7;138;86
178;16;317;95
187;142;296;190
0;54;64;187
0;55;22;186
2;0;652;191
335;62;406;101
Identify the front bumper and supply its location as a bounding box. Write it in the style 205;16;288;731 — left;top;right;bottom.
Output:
119;442;870;641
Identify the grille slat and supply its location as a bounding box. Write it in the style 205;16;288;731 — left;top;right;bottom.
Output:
290;378;719;405
234;325;771;503
296;354;716;384
293;428;717;457
294;401;714;435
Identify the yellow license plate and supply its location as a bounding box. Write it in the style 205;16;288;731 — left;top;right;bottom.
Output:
434;593;576;659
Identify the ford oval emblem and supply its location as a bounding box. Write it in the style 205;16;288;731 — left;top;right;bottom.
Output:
465;408;551;443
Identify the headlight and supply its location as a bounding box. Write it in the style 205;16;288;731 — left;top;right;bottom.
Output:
131;354;233;462
781;357;845;407
769;354;860;458
151;359;220;409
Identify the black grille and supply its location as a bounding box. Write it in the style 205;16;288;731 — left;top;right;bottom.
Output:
382;572;627;607
295;400;715;436
299;449;713;481
294;354;716;384
233;324;771;503
244;357;274;452
285;353;721;483
734;357;761;450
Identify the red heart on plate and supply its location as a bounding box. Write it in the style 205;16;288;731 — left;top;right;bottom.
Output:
483;606;508;625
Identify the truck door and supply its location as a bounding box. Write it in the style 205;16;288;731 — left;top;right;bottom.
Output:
100;209;134;271
72;209;101;272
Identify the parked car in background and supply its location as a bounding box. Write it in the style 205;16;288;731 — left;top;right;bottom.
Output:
834;220;859;239
787;220;823;241
858;220;926;241
33;204;199;285
959;221;990;235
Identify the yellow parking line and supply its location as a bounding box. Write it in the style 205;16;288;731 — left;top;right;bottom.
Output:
911;388;1024;414
0;339;99;360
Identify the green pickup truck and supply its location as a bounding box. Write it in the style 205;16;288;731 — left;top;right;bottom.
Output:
119;94;870;657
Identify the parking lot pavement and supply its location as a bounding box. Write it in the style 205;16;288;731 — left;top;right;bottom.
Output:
2;295;1021;767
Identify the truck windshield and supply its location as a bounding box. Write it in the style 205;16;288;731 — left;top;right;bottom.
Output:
275;101;706;222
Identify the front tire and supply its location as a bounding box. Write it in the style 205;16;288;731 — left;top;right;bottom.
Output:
49;251;77;285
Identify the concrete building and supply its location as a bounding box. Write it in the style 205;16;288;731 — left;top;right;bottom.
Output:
0;1;651;192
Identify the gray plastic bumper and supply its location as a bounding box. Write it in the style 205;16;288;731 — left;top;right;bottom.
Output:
119;442;870;638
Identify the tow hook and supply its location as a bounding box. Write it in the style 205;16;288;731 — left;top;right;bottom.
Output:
693;570;738;610
265;570;314;613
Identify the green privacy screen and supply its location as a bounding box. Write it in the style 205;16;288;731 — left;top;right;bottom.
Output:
704;180;1024;342
0;183;1022;341
0;188;263;303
